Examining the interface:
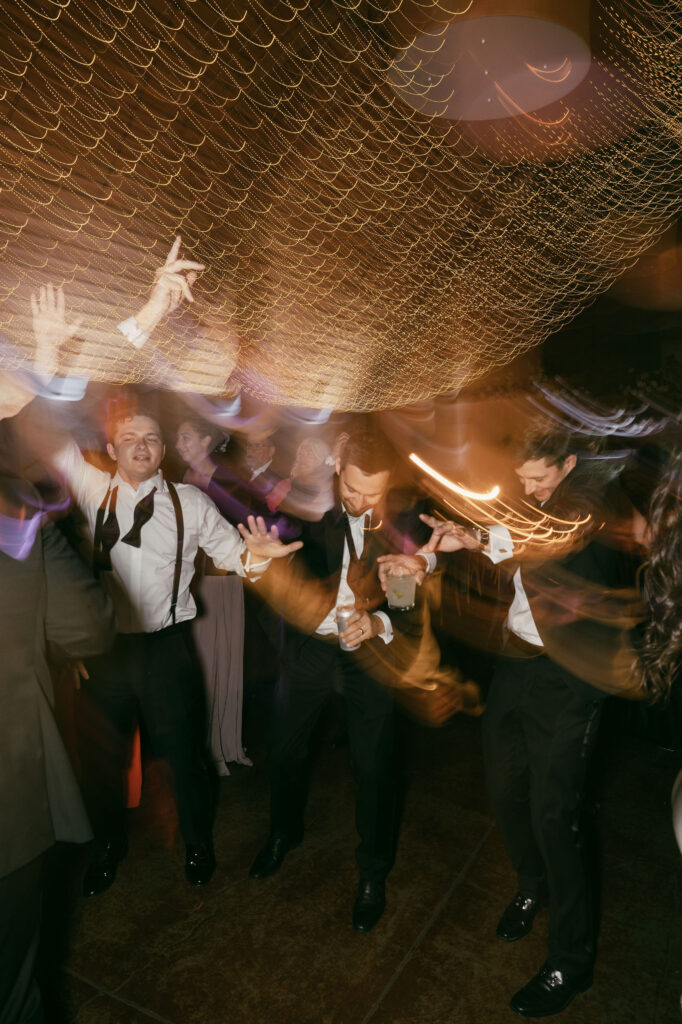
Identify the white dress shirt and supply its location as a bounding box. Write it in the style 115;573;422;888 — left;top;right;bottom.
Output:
420;523;543;647
55;442;254;634
486;525;543;647
315;507;393;644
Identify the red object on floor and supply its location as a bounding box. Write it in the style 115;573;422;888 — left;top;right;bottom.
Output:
126;725;142;808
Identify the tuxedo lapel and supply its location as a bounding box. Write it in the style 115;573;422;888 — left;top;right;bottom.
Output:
324;507;346;577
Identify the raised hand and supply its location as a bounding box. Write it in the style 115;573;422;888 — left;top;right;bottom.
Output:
237;515;303;560
419;514;482;554
135;235;205;333
30;283;84;378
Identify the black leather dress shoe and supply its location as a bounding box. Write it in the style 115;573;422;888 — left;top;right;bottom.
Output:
185;841;216;886
248;834;300;880
496;893;545;942
82;836;128;898
510;963;593;1018
352;879;386;932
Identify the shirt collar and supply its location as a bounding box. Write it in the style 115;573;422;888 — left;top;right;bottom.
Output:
342;503;373;525
112;468;166;496
250;460;272;481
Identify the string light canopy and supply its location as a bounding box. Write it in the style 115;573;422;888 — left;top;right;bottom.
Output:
0;1;680;410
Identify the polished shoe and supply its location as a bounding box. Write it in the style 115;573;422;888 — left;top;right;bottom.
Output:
352;879;386;932
82;836;128;898
510;962;593;1018
496;893;545;942
248;834;300;880
185;840;216;887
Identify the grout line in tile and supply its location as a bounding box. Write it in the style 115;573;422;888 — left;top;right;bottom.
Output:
360;820;496;1024
68;968;179;1024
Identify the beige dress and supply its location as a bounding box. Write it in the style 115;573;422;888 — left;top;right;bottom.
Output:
186;463;252;776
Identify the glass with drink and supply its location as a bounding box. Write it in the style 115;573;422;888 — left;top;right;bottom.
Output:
384;572;417;611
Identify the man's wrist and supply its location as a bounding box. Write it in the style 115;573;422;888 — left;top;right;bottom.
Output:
371;613;385;636
131;297;166;337
118;315;151;350
416;550;437;574
242;548;271;579
372;610;393;644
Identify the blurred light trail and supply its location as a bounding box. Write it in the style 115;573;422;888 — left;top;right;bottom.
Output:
409;452;500;501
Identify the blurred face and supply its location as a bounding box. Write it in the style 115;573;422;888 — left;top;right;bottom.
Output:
176;422;211;467
245;438;275;471
292;442;322;478
336;461;390;517
515;455;576;504
107;415;165;487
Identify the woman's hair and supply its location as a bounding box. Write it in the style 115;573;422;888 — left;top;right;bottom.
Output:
177;415;225;453
637;448;682;701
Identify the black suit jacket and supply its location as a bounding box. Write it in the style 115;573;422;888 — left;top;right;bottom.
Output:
260;490;430;646
473;468;642;692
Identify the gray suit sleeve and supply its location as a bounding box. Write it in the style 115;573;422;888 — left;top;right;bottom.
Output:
42;523;116;661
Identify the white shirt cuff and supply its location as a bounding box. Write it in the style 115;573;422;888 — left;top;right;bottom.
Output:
32;374;88;401
485;525;514;564
118;316;150;350
244;551;271;577
416;550;437;574
374;610;393;645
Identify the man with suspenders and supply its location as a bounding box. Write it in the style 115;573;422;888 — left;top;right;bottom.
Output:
53;399;301;897
31;240;302;897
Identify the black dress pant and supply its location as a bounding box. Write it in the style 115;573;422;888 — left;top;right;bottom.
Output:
0;854;45;1024
268;634;395;883
482;652;605;975
79;624;211;847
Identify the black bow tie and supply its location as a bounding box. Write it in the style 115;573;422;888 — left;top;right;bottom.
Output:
121;487;156;547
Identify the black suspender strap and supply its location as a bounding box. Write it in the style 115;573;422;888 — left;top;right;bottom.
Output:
93;485;111;558
167;480;184;625
93;483;118;577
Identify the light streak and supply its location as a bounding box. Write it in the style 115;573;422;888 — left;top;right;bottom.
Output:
526;58;573;84
410;453;593;555
409;452;500;501
493;81;571;125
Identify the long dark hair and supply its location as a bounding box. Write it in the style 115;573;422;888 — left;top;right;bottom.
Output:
637;449;682;701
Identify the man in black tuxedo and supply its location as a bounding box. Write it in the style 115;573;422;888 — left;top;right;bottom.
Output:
27;246;304;899
380;432;635;1017
211;431;282;527
249;426;428;932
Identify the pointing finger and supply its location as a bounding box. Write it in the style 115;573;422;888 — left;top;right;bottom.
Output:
164;235;182;266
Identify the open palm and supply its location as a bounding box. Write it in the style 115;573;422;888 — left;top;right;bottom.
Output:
237;516;303;559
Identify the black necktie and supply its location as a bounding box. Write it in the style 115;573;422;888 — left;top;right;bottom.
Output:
93;486;120;574
343;512;369;561
121;487;156;548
